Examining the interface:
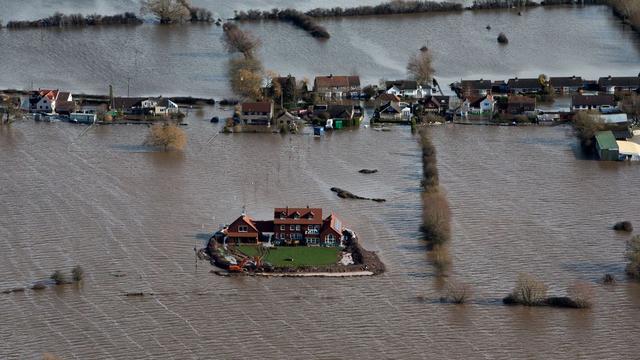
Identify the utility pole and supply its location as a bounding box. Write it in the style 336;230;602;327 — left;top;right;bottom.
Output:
127;77;130;98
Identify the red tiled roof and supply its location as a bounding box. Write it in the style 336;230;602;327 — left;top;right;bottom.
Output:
226;232;258;238
273;207;323;225
242;102;272;113
377;93;401;102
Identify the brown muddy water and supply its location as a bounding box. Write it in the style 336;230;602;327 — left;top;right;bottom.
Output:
1;114;640;359
0;4;639;98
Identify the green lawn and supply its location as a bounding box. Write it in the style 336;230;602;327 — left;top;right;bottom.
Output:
238;246;340;267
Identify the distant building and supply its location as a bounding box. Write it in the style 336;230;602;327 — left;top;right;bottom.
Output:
420;95;450;114
507;95;536;114
459;79;492;96
466;95;495;114
111;97;178;116
550;76;583;93
275;111;302;131
571;95;616;112
28;89;61;112
313;75;361;99
384;80;429;98
507;78;541;94
598;75;640;93
240;101;274;126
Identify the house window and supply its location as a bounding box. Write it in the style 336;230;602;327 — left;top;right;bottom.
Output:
307;238;318;245
292;233;302;240
280;212;285;219
238;225;248;232
290;225;295;231
326;234;335;242
295;225;300;231
280;225;285;231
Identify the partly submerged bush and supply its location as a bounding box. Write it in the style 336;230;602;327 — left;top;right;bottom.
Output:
505;273;548;306
71;265;84;282
613;221;633;232
421;191;452;246
444;280;473;304
567;282;594;308
50;270;67;285
497;32;509;44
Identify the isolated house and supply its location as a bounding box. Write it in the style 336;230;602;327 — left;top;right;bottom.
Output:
225;215;261;244
240;101;274;126
313;75;361;99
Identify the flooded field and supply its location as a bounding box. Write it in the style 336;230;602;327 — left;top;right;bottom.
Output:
1;115;639;358
0;4;639;98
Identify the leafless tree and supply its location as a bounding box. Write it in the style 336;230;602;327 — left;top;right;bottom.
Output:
407;49;434;85
140;0;190;24
145;122;187;151
222;23;261;59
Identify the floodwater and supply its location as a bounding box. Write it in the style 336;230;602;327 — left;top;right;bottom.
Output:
1;115;640;359
0;3;639;98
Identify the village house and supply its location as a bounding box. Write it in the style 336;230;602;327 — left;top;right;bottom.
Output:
110;97;179;116
507;95;536;114
464;95;495;114
54;92;75;115
223;207;346;247
27;89;66;113
384;80;429;98
240;101;274;126
313;75;361;99
507;78;541;94
598;75;640;94
459;79;492;96
571;94;616;112
550;76;583;93
420;95;450;114
275;111;303;131
376;101;403;122
313;104;359;128
374;93;401;107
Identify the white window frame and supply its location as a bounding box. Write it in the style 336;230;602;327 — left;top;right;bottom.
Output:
280;225;285;231
238;225;248;233
290;225;295;231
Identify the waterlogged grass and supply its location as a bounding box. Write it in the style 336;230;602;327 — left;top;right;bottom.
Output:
238;246;340;267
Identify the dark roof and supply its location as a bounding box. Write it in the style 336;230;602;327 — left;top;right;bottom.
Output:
612;129;632;140
572;95;615;107
385;80;418;91
421;95;449;108
112;97;145;110
550;76;583;87
241;102;272;113
379;102;402;114
595;131;618;150
254;220;274;233
507;78;541;89
598;76;640;88
376;93;401;103
468;95;491;107
314;75;360;89
325;105;354;119
157;98;175;108
57;91;71;101
460;80;492;90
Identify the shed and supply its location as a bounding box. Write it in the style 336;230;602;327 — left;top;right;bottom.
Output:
616;141;640;161
595;131;619;161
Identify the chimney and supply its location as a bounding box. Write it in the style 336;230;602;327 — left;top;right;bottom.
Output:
608;75;612;80
329;74;333;78
571;75;576;80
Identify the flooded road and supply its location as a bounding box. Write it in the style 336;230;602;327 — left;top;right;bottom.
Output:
0;4;639;98
1;116;639;358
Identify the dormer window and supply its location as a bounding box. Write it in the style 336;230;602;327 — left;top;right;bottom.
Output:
307;212;314;219
238;225;248;232
279;212;286;219
292;212;300;219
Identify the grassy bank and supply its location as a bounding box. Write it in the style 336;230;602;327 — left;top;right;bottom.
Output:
238;246;341;267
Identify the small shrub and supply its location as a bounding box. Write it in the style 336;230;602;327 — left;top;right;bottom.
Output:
602;273;616;284
50;270;67;285
508;273;548;306
613;221;633;232
567;282;594;309
445;280;473;304
626;235;640;280
497;32;509;44
71;265;84;282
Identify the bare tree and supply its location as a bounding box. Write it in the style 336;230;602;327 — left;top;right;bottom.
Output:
1;95;22;125
407;49;434;85
222;23;261;58
140;0;190;24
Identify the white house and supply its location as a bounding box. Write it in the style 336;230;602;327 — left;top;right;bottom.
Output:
385;80;430;98
468;95;495;114
29;89;59;112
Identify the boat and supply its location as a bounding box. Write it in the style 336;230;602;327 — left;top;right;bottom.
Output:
313;126;324;137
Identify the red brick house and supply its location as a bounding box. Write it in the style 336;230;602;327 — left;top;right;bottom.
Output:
225;215;260;244
223;207;346;247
